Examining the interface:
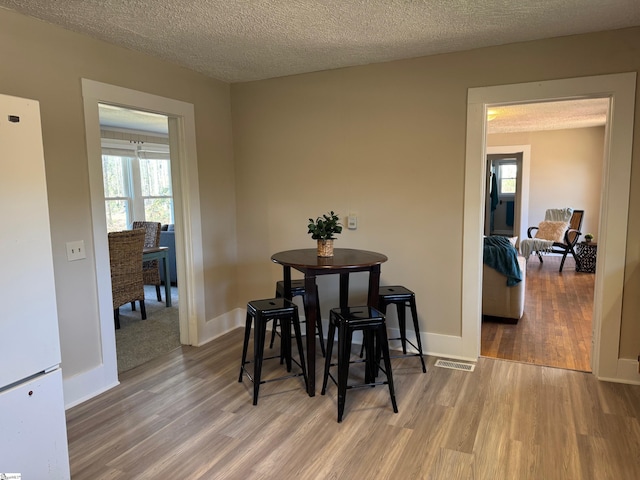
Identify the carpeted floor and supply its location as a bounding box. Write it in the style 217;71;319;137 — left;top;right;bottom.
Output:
115;285;180;373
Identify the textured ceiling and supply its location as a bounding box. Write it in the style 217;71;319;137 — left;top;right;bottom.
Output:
487;98;610;134
2;0;640;83
4;1;622;133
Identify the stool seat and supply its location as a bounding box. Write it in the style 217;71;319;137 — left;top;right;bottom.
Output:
238;298;308;405
377;285;426;373
248;297;297;317
378;285;415;301
270;279;326;357
277;279;307;297
322;306;398;422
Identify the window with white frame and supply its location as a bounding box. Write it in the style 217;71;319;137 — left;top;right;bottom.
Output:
498;161;517;196
103;153;133;232
102;141;173;232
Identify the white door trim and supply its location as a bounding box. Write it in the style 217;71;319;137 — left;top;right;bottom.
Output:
463;72;636;381
81;79;204;388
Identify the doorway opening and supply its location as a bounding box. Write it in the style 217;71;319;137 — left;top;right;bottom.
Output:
485;153;523;238
480;110;604;372
82;79;205;387
98;105;181;373
463;73;636;382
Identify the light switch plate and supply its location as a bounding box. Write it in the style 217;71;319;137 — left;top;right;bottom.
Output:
348;214;357;230
66;240;86;261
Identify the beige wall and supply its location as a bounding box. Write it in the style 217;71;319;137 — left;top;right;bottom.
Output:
231;28;640;357
1;4;639;397
0;9;237;379
231;66;466;336
488;127;605;238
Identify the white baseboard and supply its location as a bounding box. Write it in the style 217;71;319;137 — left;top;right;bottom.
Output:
599;358;640;385
197;312;477;364
63;365;119;409
309;323;476;363
385;327;477;363
198;308;245;346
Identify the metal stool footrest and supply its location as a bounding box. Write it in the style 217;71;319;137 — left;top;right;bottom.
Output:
240;354;306;385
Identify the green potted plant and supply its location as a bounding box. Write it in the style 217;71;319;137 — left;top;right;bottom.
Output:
584;233;594;243
308;211;343;257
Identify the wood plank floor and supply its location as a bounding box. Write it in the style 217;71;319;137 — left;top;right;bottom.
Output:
66;327;640;479
481;255;594;372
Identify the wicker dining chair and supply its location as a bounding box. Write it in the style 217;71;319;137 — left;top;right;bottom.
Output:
132;221;163;302
108;229;146;329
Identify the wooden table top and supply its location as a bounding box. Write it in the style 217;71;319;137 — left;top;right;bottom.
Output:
271;248;387;270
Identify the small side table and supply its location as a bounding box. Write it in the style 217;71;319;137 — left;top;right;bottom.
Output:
576;241;597;273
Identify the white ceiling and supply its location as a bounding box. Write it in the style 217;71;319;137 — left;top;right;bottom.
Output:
4;1;626;133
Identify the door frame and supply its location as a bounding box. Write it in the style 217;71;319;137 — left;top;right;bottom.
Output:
82;79;205;384
485;150;529;241
462;72;636;382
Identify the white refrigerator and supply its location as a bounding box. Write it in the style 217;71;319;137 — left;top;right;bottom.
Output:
0;94;71;478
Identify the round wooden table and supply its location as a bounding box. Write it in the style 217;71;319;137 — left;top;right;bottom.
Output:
271;248;388;396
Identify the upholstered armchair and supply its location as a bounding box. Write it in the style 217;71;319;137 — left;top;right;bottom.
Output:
520;208;584;272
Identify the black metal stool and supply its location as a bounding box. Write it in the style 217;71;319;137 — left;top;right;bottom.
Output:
377;286;427;373
269;279;326;357
321;306;398;423
238;298;308;405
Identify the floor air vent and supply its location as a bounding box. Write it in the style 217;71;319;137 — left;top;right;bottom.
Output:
434;359;476;372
